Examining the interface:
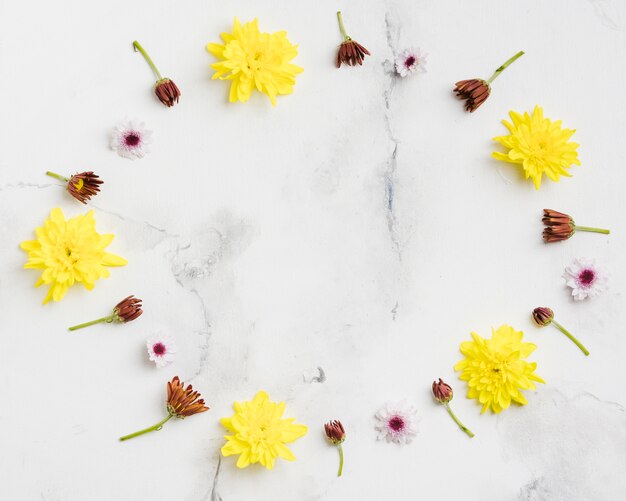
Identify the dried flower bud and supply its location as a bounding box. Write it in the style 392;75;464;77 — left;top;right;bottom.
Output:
67;171;103;204
454;79;491;112
335;11;370;68
114;295;143;323
542;209;575;242
336;40;370;67
119;376;209;441
532;307;554;327
453;51;524;113
324;420;346;445
166;376;209;418
432;378;453;403
155;78;181;107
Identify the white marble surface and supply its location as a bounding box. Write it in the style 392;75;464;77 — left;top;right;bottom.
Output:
1;1;625;500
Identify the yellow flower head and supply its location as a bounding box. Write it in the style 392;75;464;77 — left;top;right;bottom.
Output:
207;18;303;105
492;105;581;189
454;324;545;414
20;208;127;303
221;390;307;470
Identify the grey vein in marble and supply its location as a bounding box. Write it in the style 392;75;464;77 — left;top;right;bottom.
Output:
210;456;223;501
498;388;626;501
382;13;402;260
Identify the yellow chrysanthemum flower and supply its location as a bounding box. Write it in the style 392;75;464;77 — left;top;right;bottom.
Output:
454;324;545;414
492;105;581;189
20;208;127;304
221;390;307;470
207;18;303;105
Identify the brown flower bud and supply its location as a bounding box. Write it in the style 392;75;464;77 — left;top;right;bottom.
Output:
532;307;554;327
542;209;575;243
114;295;143;323
155;78;181;107
324;420;346;444
453;79;491;112
167;376;209;418
67;171;103;204
432;378;453;403
336;40;370;68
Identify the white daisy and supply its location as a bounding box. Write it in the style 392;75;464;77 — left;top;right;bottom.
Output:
394;48;427;77
110;119;152;160
146;335;177;368
374;401;419;445
563;258;608;301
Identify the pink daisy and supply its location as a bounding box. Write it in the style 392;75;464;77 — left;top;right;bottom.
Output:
110;119;152;160
563;258;608;301
374;401;419;445
146;335;177;368
394;48;427;77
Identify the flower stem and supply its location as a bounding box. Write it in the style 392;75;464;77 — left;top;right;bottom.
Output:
46;171;69;183
133;40;162;80
575;225;610;235
337;443;344;477
444;403;474;438
119;414;173;442
336;11;350;41
552;320;589;356
68;314;116;331
487;50;524;84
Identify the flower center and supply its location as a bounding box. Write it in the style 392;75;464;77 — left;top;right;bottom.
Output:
124;133;141;147
388;416;405;432
404;56;416;68
153;342;166;355
578;269;595;286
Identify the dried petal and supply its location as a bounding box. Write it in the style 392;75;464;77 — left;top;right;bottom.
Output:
453;79;491;112
167;376;209;418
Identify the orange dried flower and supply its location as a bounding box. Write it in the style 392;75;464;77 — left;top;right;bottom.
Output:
46;170;103;204
542;209;610;243
120;376;209;441
453;79;491;112
335;11;370;68
167;376;210;418
68;295;142;331
454;51;524;112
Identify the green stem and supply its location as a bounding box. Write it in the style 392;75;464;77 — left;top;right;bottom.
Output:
336;11;350;41
46;171;69;183
337;443;344;477
486;50;524;84
68;314;116;331
552;320;589;356
133;40;162;80
575;225;610;235
119;414;173;442
444;403;474;438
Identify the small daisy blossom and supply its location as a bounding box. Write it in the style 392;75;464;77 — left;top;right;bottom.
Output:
394;48;427;77
563;258;608;301
146;335;177;368
110;119;152;160
374;401;419;445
